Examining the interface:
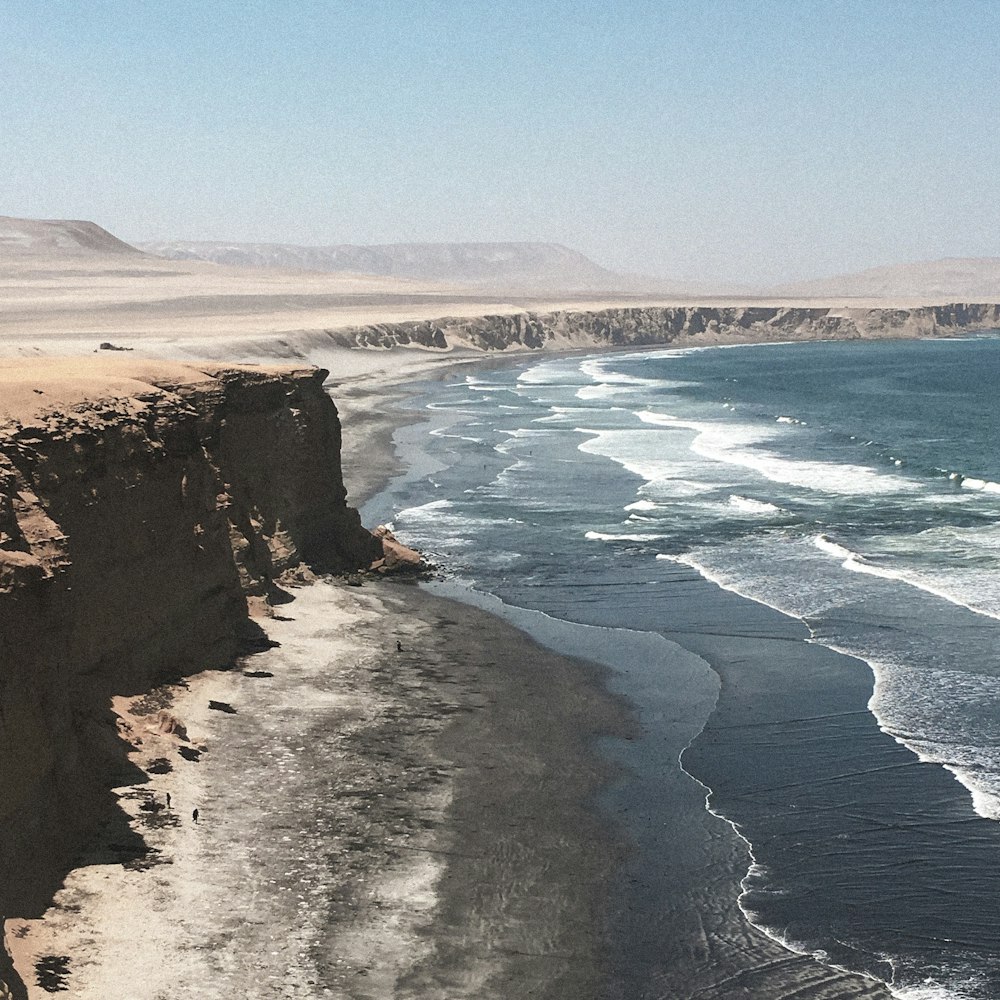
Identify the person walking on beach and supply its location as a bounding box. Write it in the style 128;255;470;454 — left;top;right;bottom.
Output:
192;808;199;823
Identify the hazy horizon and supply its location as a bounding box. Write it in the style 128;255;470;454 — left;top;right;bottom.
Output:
3;0;999;285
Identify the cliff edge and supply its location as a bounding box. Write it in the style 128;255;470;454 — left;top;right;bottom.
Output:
323;302;1000;353
0;360;380;997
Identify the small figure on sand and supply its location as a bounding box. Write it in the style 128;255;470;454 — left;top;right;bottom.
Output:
396;640;403;652
192;808;199;823
166;792;171;808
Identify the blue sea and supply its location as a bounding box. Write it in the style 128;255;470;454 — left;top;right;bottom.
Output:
363;336;1000;999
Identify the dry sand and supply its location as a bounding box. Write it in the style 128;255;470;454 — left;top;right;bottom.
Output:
0;251;952;362
0;355;299;424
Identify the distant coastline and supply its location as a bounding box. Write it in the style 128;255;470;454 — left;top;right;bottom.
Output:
319;300;1000;354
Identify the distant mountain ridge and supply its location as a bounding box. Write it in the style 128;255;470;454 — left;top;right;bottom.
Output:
4;215;1000;301
0;216;142;257
770;257;1000;300
136;239;627;290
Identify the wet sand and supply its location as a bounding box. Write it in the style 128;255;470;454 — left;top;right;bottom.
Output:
335;366;898;1000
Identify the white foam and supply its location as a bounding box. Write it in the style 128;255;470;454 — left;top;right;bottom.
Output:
585;530;663;543
961;476;1000;494
728;495;782;515
575;427;695;485
532;405;597;424
429;428;485;444
635;410;682;427
576;382;639;399
426;400;480;412
864;653;1000;823
813;534;1000;623
625;499;658;511
494;427;552;454
890;983;980;1000
516;360;584;386
398;498;452;514
634;409;918;497
658;551;804;620
678;534;1000;827
578;357;657;387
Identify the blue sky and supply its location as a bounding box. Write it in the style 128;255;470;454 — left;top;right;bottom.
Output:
2;0;999;283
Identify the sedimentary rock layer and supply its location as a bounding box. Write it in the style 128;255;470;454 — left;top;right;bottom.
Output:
326;302;1000;352
0;363;379;997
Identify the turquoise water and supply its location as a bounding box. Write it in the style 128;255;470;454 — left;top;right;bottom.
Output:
365;336;1000;999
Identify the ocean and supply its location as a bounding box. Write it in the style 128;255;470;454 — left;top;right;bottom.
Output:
362;335;1000;1000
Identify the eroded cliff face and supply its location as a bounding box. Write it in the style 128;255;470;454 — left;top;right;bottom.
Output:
0;364;379;997
325;302;1000;353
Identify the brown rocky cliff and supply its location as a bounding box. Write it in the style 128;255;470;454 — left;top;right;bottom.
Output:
0;364;380;996
325;302;1000;352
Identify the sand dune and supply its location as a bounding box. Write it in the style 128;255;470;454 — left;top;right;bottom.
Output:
770;256;1000;300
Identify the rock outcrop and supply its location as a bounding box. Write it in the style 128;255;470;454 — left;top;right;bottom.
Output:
323;302;1000;354
370;525;426;574
0;363;380;997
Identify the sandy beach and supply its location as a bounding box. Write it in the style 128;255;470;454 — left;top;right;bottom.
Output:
1;347;635;998
7;573;632;1000
337;366;897;1000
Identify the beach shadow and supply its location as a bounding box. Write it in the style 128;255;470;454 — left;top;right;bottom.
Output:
33;954;70;993
266;582;296;606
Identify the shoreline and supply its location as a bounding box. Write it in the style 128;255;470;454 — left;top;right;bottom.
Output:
354;353;900;998
7;334;993;996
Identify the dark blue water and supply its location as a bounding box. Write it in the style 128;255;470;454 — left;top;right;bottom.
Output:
365;336;1000;999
